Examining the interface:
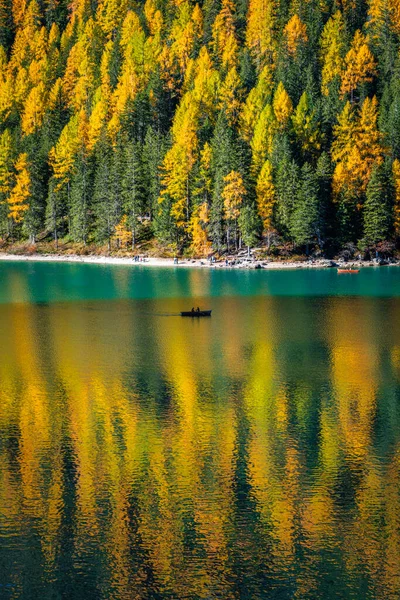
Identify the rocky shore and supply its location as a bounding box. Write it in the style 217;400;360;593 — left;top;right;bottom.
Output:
0;252;398;270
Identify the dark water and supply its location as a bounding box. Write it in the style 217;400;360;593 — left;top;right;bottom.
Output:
1;261;400;599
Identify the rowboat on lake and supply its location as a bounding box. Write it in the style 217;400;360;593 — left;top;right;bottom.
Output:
181;309;212;317
337;268;360;273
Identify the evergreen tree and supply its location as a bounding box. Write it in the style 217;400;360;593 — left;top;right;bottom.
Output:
69;151;93;244
273;139;300;237
290;162;323;249
122;140;145;247
46;177;66;247
238;204;260;256
210;112;240;249
93;143;114;248
142;127;168;221
363;163;393;244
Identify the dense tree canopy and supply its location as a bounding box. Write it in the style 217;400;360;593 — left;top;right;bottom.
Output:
1;0;400;254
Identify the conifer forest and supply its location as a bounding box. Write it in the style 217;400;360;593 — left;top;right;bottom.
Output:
1;0;400;256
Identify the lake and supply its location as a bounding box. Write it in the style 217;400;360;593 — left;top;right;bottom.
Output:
0;261;400;599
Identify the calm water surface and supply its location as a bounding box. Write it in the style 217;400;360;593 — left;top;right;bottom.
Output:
1;262;400;599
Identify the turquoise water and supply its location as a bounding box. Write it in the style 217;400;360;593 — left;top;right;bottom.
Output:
0;261;400;599
1;261;400;304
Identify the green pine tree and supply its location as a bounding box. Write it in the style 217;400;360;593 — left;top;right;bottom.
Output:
238;204;260;256
290;162;321;249
69;151;93;245
210;111;240;250
363;163;394;244
122;140;145;248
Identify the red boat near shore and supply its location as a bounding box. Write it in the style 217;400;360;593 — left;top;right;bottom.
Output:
337;268;360;273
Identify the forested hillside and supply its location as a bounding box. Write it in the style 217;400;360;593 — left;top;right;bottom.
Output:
1;0;400;255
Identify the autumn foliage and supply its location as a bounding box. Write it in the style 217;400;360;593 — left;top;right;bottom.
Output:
0;0;399;253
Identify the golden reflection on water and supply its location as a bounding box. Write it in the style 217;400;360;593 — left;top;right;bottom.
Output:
1;292;400;599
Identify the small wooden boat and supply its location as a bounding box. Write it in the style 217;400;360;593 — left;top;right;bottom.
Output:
181;310;212;317
337;268;360;274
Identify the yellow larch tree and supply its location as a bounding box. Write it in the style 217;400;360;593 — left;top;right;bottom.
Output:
219;67;243;125
0;49;13;121
331;102;361;198
340;30;376;101
71;24;96;112
291;91;322;153
191;47;220;120
144;0;161;34
189;202;212;256
21;82;47;135
12;64;29;107
100;40;114;99
158;1;202;91
393;159;400;236
160;144;191;230
10;0;42;71
246;0;276;70
59;20;74;53
390;0;400;35
331;101;358;197
193;142;212;206
320;11;345;96
256;159;276;243
48;78;64;112
28;56;48;89
62;25;96;111
0;129;14;208
284;14;308;55
354;96;385;189
222;170;246;250
8;153;30;223
48;22;60;48
251;104;276;176
68;0;91;23
239;64;273;142
12;0;28;26
160;92;200;234
96;0;128;39
367;0;400;36
49;113;81;189
331;102;356;166
108;11;154;137
273;82;293;127
212;0;238;71
145;5;163;63
87;88;108;151
113;215;132;249
332;97;384;198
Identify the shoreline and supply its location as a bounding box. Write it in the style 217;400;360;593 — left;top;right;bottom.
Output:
0;252;397;270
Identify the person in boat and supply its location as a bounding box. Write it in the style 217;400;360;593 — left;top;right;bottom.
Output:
191;307;195;313
196;307;200;313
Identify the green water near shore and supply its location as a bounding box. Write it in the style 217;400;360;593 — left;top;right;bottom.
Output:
0;261;400;599
0;261;400;304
